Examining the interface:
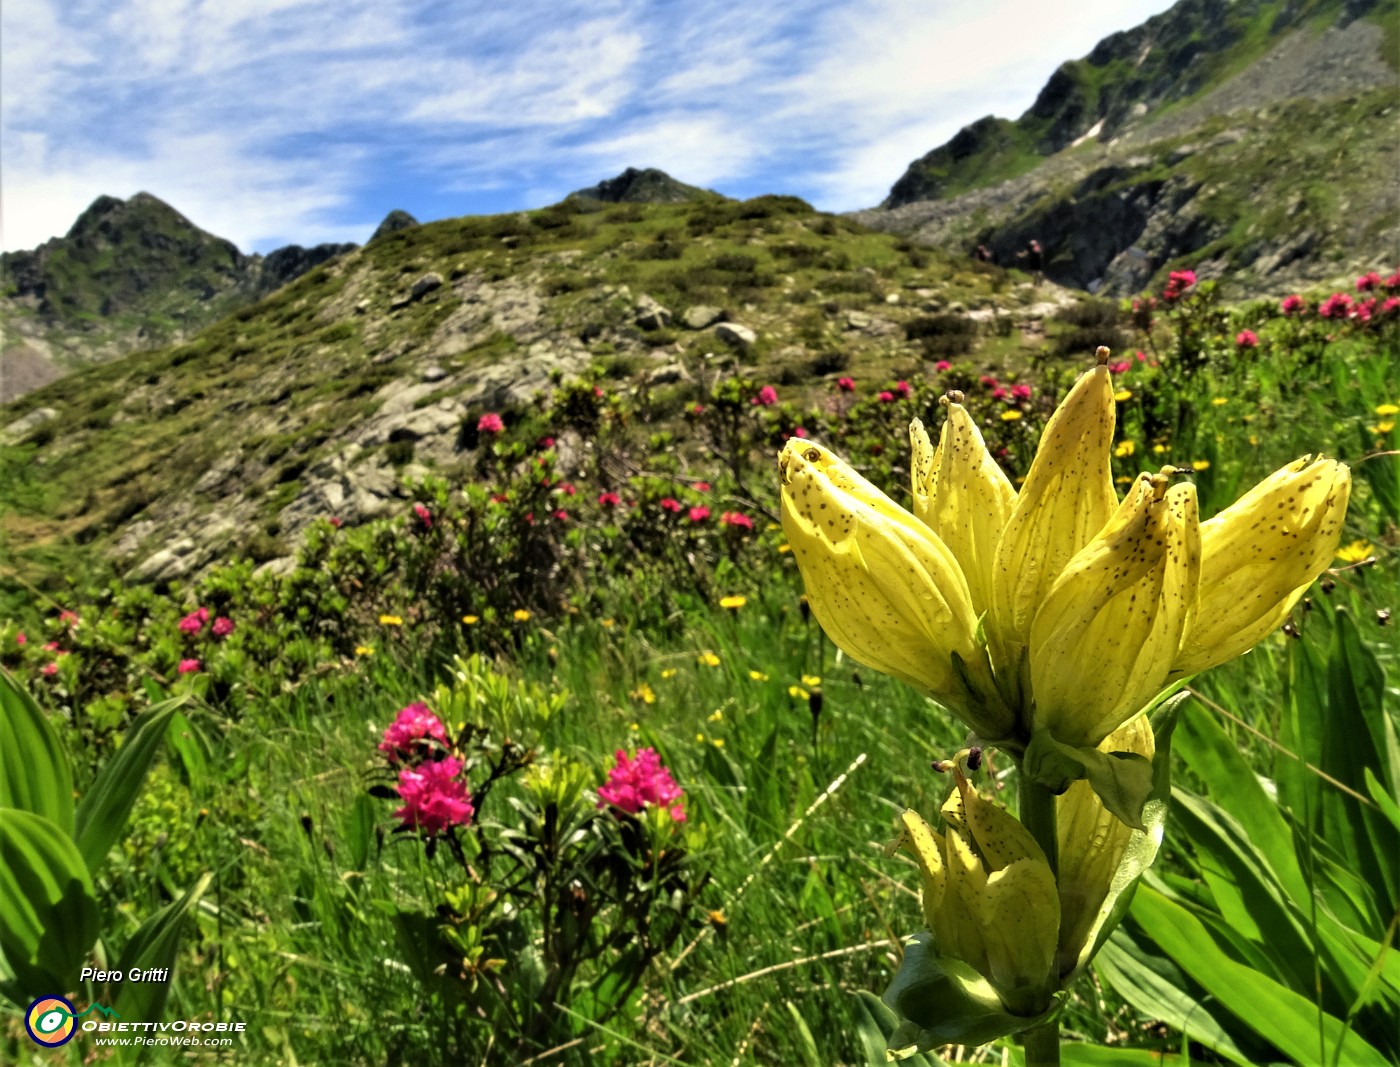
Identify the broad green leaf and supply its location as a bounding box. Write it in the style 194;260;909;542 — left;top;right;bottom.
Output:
1024;728;1153;830
74;700;181;876
1004;1043;1191;1064
0;669;74;835
112;872;212;1023
1174;700;1307;902
855;992;945;1067
1170;789;1315;994
1095;931;1254;1065
1131;885;1389;1066
0;808;100;997
165;711;208;788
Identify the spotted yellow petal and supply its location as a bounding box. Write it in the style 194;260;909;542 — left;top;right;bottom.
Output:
780;438;1011;737
990;356;1117;668
911;399;1016;618
1173;456;1349;676
1029;474;1200;748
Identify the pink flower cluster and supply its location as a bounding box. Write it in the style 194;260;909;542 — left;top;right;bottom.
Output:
836;377;856;393
1162;269;1196;303
378;703;474;834
477;412;505;434
720;511;754;529
413;503;433;529
598;491;621;507
177;659;201;675
379;702;448;762
689;505;711;523
597;748;685;821
1235;329;1259;349
178;607;236;638
1280;294;1305;315
751;385;779;407
1319;293;1353;319
396;758;475;835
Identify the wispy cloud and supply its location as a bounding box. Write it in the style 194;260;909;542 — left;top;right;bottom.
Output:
1;0;1177;252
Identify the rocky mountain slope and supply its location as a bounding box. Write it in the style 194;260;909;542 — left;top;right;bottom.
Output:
857;0;1399;294
0;193;1068;589
0;192;362;400
567;167;715;205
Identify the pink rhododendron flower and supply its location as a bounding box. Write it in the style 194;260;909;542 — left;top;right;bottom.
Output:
1108;361;1131;374
177;659;201;675
721;511;754;529
1386;270;1400;291
41;662;58;677
558;483;576;496
1382;297;1400;315
1357;271;1382;292
1163;269;1196;303
791;426;808;438
1319;293;1353;319
477;412;505;434
329;516;343;528
44;641;60;651
379;702;448;763
1280;294;1305;315
395;757;474;834
1235;329;1259;348
693;481;711;492
1011;383;1032;399
688;506;711;523
597;748;685;821
553;509;569;522
659;497;683;514
691;403;705;415
598;491;621;507
538;436;556;448
212;617;235;638
752;385;779;406
895;380;911;398
1354;298;1376;322
15;632;26;646
177;611;203;635
413;503;433;529
991;386;1008;400
490;493;510;504
593;386;605;398
59;610;79;626
935;360;952;372
979;375;998;387
878;390;895;403
836;377;856;392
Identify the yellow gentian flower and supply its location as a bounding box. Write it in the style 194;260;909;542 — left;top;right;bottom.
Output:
779;349;1350;753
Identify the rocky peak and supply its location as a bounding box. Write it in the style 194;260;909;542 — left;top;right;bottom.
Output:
370;210;419;243
568;167;711;205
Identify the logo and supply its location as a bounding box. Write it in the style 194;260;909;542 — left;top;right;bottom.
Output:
24;996;120;1047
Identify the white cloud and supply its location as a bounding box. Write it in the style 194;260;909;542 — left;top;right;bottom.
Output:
1;0;1182;251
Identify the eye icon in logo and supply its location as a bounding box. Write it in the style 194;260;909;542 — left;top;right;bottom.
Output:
26;996;77;1047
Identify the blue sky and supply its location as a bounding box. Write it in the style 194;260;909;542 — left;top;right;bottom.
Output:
2;0;1176;254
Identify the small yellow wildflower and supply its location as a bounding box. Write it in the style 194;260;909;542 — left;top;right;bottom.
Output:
1113;389;1132;402
462;615;479;625
778;543;792;553
708;709;724;723
513;609;532;622
1335;540;1374;563
789;685;809;699
601;618;616;629
378;614;403;626
801;674;822;688
1211;397;1229;407
1248;435;1259;446
719;595;747;610
354;645;374;657
1000;410;1023;421
698;651;721;667
712;738;725;748
631;683;656;705
661;668;678;679
1191;460;1211;471
748;669;769;681
629;722;640;732
1152;443;1168;455
1374;420;1396;434
766;522;780;531
1114;440;1136;458
1376;403;1399;416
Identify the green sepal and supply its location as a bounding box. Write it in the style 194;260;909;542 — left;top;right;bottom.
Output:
882;931;1065;1057
1024;729;1153;830
1067;696;1181;983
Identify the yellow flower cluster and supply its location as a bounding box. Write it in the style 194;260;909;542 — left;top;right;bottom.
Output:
779;349;1350;751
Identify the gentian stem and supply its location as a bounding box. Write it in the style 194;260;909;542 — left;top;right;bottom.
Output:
1020;771;1061;1067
